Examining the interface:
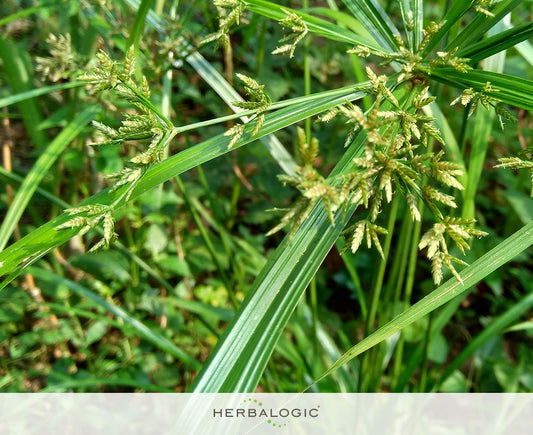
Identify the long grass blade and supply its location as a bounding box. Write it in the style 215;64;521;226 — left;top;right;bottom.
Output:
392;291;469;391
398;0;423;51
0;167;69;207
0;82;85;109
433;289;533;391
412;0;423;50
420;1;476;57
462;44;506;220
189;130;368;393
127;0;154;51
0;36;47;148
428;68;533;112
0;105;100;252
503;21;533;68
0;88;366;289
245;0;383;50
446;0;523;52
423;103;464;173
457;23;533;63
308;219;533;389
339;0;401;50
306;7;375;43
40;377;174;392
0;1;59;26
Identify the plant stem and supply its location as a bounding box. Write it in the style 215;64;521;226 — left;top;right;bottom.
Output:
303;0;312;142
360;195;399;391
392;199;424;391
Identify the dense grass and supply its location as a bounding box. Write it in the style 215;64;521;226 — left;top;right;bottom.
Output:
0;0;532;393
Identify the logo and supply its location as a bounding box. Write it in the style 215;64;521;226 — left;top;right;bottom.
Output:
212;397;320;428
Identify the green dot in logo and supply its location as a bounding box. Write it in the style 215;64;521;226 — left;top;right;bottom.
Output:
258;402;262;406
267;420;272;424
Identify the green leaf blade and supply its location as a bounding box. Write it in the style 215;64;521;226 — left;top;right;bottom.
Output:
446;0;523;52
0;88;365;288
0;105;100;253
428;68;533;112
190;135;366;392
340;0;402;51
309;219;533;389
458;22;533;63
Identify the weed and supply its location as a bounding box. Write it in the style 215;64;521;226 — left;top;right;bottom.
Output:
1;0;532;394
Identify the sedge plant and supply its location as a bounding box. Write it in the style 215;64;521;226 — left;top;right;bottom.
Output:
1;0;532;392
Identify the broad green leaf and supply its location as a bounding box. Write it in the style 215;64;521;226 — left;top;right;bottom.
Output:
309;219;533;389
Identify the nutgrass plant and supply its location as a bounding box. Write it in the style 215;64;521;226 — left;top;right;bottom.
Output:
0;0;532;392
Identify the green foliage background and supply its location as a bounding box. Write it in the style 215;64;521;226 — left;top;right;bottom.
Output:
0;0;532;393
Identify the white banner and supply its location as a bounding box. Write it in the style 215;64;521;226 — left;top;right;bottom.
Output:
0;393;532;434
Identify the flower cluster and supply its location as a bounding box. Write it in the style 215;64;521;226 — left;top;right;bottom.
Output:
268;127;339;236
202;0;246;49
56;47;174;251
35;33;81;82
204;1;494;284
225;74;272;149
451;81;515;128
271;66;481;284
271;9;308;58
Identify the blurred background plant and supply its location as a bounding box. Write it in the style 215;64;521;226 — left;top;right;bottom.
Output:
0;0;532;393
